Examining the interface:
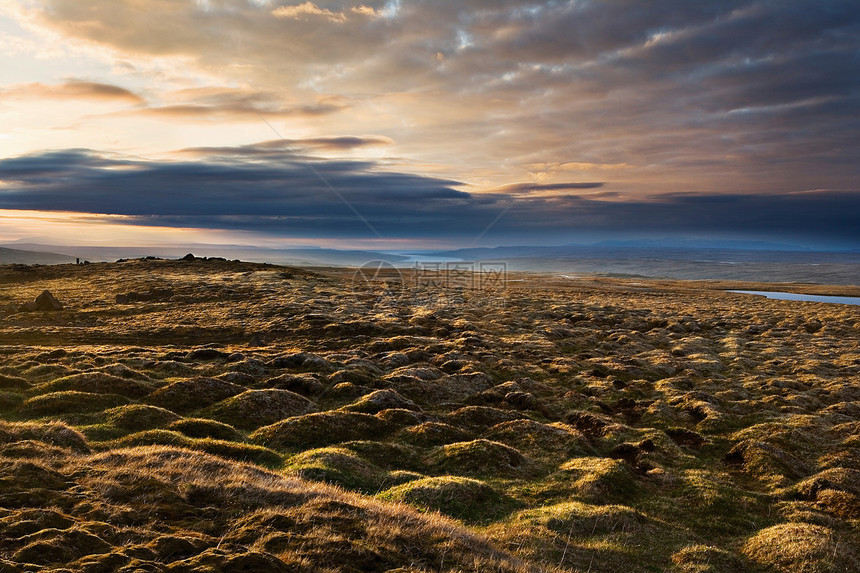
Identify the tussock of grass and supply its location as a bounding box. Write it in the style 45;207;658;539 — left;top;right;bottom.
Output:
109;430;283;467
379;475;518;523
144;377;243;414
743;523;859;573
205;388;317;430
19;390;129;416
102;403;182;431
251;411;393;450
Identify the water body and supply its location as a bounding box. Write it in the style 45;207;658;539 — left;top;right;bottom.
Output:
728;290;860;306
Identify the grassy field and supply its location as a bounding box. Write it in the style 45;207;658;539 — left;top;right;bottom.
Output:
0;258;857;572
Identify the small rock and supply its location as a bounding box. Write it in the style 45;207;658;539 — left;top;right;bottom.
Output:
20;290;63;312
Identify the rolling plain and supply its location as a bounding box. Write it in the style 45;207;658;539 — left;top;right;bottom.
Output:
0;258;858;572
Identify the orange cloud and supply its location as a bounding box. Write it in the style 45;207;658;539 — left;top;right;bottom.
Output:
1;80;143;104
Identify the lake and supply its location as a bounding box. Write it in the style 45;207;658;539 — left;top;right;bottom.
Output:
728;290;860;306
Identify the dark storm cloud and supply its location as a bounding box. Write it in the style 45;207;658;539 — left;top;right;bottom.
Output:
0;149;856;245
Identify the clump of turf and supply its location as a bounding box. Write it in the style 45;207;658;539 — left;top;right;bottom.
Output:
0;420;90;453
340;389;419;414
112;431;283;467
445;406;525;432
103;404;182;431
671;544;748;572
549;456;638;502
11;527;112;566
19;391;129;416
429;439;535;478
144;377;243;414
286;447;388;492
509;500;653;538
398;422;473;447
167;418;244;441
206;389;317;430
251;411;392;450
484;420;589;459
28;371;156;399
379;476;517;523
743;523;859;573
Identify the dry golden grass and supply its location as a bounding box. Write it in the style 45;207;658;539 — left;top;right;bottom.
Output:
0;258;857;571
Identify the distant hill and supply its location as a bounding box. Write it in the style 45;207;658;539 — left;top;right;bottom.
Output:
0;247;77;265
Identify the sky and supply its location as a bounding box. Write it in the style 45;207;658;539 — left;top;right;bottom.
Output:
0;0;858;250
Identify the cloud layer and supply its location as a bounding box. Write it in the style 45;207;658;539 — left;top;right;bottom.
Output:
1;148;856;246
2;1;859;247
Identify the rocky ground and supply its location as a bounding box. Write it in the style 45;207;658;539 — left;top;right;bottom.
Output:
0;258;857;572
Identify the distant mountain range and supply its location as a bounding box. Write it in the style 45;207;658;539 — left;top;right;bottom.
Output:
0;246;77;265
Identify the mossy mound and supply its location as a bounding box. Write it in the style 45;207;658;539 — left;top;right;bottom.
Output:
0;420;90;453
0;391;24;411
743;523;859;573
206;389;317;430
671;544;747;572
19;391;129;416
483;420;589;459
375;407;425;428
0;508;75;537
551;456;638;502
792;467;860;519
102;404;182;431
261;373;324;396
379;476;516;523
398;422;473;447
112;430;283;467
168;418;245;441
286;447;388;492
144;377;244;414
445;406;525;432
29;371;156;398
724;439;812;488
11;527;112;566
340;389;419;414
430;439;535;478
509;500;652;537
251;411;392;451
0;374;30;390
